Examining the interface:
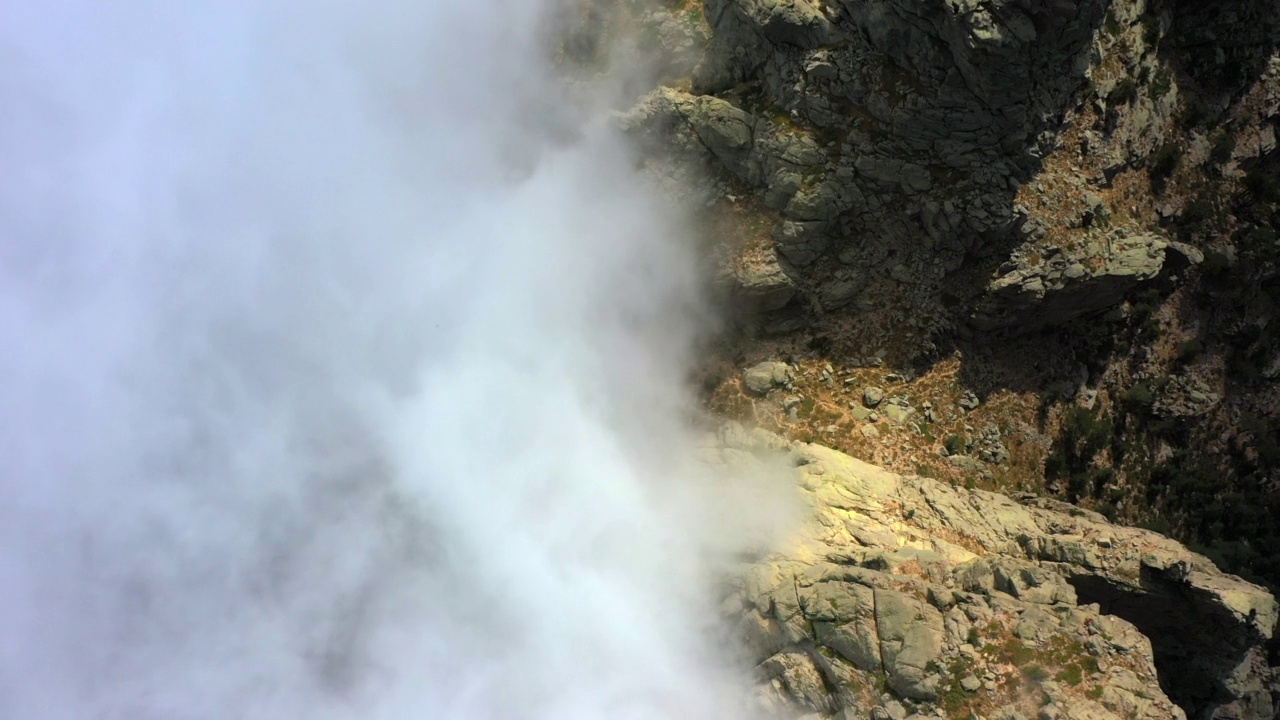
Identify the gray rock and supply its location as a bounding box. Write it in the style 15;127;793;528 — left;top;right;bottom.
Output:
759;651;833;713
863;386;885;408
774;219;833;267
1152;375;1221;419
960;675;981;692
744;361;794;395
812;583;881;672
973;233;1176;331
948;455;990;477
875;588;944;700
849;405;874;422
883;404;912;425
732;249;798;314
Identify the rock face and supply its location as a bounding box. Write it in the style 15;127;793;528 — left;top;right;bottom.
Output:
730;250;800;315
629;0;1116;303
704;426;1279;719
624;0;1280;332
622;86;845;269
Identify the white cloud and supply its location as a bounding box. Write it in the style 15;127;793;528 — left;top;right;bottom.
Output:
0;3;795;719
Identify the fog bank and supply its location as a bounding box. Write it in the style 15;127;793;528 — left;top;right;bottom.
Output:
0;3;790;718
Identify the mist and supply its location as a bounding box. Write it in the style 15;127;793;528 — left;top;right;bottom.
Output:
0;3;792;718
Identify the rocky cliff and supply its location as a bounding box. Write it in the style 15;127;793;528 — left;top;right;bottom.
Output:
705;425;1279;719
612;0;1280;679
566;1;1280;717
626;0;1279;332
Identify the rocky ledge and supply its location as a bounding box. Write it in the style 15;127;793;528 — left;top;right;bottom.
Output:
704;425;1279;720
970;233;1205;332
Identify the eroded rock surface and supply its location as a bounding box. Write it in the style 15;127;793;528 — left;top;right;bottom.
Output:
704;426;1278;719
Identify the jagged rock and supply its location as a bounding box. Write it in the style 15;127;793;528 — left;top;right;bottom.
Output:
971;233;1176;331
730;247;799;314
1165;241;1205;275
774;219;834;266
635;8;710;81
620;88;759;182
759;651;833;713
705;429;1278;719
743;361;794;395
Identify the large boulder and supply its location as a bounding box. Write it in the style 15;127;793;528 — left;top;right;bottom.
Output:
742;361;795;395
970;232;1180;331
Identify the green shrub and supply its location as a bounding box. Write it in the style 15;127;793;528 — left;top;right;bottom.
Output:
1104;9;1122;36
1148;143;1182;182
1180;94;1211;128
1139;516;1174;536
1201;250;1232;276
1176;196;1219;239
1108;78;1139;105
944;435;965;456
1235;226;1278;258
1139;316;1163;342
1069;472;1093;500
1057;661;1085;687
1064;407;1114;455
1121;382;1154;414
1243;168;1280;204
1209;132;1236;166
1176;338;1204;364
1150;66;1173;98
1025;665;1050;682
1183;197;1215;224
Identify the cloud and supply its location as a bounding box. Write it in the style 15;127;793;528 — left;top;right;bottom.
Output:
0;3;793;719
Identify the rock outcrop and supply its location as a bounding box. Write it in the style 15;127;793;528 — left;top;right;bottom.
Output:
704;426;1279;719
970;232;1188;331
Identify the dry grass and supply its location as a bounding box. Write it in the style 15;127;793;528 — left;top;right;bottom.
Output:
705;351;1057;497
